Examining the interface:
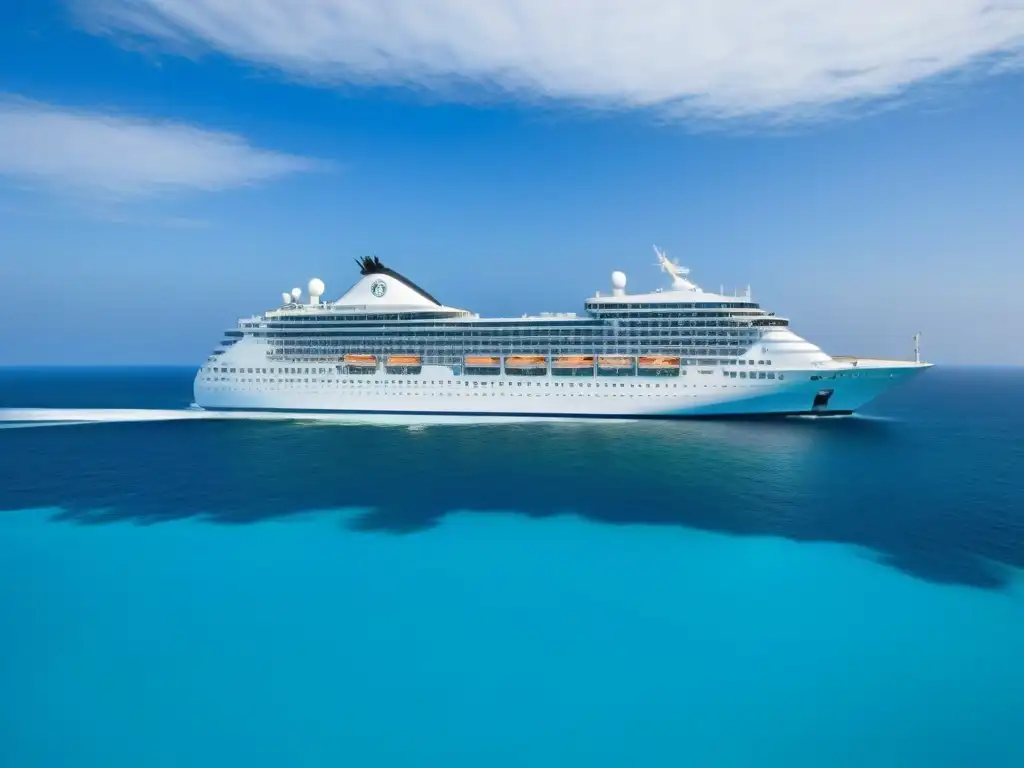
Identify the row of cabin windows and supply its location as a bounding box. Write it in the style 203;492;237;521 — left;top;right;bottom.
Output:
273;312;466;322
257;315;758;330
586;302;757;310
271;350;757;362
267;335;763;345
263;343;758;355
205;377;776;390
267;347;753;360
213;358;774;377
727;371;778;379
213;366;329;375
265;306;760;324
256;325;753;338
251;327;759;340
593;313;768;321
270;343;759;350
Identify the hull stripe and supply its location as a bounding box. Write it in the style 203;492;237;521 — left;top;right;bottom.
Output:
198;405;854;420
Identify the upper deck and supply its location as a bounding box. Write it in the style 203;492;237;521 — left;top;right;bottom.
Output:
254;246;784;327
211;248;820;369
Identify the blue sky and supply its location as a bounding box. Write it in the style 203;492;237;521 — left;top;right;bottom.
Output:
1;1;1023;366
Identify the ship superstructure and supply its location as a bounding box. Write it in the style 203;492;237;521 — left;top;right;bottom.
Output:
193;248;930;418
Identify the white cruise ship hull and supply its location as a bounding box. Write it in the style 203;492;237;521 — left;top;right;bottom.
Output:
194;360;929;420
193;252;933;420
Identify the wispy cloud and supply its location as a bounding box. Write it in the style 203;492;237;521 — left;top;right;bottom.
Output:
78;0;1024;122
0;199;212;228
0;96;318;198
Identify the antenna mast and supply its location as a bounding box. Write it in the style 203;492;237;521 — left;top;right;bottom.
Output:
913;333;921;364
652;245;698;292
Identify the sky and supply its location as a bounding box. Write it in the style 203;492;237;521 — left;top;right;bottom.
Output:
1;1;1023;366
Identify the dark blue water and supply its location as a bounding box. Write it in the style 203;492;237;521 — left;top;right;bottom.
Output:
1;366;1023;767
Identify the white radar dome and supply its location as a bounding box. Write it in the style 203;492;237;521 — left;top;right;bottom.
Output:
291;287;302;300
308;278;325;297
282;292;292;304
611;271;627;290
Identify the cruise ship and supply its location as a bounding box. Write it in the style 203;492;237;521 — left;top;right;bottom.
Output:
193;248;930;419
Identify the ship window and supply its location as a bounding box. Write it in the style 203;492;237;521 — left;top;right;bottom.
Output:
740;372;746;378
768;372;776;379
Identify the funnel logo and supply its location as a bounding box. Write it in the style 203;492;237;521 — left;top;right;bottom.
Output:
370;279;387;298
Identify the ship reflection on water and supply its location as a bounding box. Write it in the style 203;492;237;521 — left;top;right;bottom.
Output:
1;397;1018;591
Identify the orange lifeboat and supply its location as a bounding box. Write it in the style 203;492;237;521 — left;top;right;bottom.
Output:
344;354;377;367
464;356;499;368
638;355;680;369
464;355;500;367
553;355;594;368
505;355;547;368
386;355;422;366
597;355;633;369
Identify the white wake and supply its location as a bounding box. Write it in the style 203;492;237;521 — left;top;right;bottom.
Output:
0;407;591;428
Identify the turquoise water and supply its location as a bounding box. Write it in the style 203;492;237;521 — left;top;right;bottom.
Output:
2;367;1023;767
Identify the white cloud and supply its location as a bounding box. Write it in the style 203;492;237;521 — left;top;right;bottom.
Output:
79;0;1024;121
0;97;318;197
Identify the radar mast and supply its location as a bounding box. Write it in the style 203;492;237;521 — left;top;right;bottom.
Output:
653;245;699;292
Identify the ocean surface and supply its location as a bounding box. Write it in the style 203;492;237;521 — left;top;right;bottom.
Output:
1;366;1023;768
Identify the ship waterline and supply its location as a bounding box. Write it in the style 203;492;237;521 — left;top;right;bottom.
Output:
194;249;931;419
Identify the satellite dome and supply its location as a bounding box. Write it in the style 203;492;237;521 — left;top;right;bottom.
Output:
308;278;325;297
291;287;302;299
281;292;292;305
611;271;627;290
